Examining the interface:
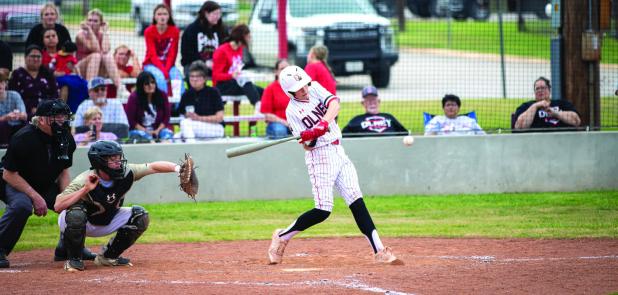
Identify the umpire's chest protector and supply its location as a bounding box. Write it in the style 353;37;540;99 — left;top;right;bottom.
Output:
85;171;135;226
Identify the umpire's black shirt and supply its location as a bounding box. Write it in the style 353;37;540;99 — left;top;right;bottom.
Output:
2;124;76;195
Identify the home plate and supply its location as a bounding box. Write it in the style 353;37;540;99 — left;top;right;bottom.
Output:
282;268;322;272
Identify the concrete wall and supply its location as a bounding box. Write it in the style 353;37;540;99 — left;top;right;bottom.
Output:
2;132;617;205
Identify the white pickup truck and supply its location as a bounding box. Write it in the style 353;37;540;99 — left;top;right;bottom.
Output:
249;0;399;87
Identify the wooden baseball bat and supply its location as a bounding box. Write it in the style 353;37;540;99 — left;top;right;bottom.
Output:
225;135;301;158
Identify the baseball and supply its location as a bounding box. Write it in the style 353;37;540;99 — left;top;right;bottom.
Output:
403;135;414;146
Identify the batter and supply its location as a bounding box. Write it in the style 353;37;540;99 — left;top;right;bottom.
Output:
267;66;401;265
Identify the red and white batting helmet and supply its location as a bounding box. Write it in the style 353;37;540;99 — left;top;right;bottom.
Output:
279;65;311;98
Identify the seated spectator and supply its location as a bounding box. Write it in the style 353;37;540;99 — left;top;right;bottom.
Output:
26;3;72;49
342;86;407;135
260;59;291;139
8;45;59;119
73;77;129;138
143;4;184;97
42;29;87;112
180;1;228;78
73;106;117;146
0;73;27;146
212;24;263;110
305;45;336;95
107;44;141;98
424;94;485;136
125;71;173;143
0;40;12;78
514;77;581;132
177;61;224;142
75;9;123;94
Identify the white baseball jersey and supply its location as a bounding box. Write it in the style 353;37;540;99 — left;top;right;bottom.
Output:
285;81;362;212
285;82;342;148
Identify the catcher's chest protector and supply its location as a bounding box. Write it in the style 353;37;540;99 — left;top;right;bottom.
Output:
85;171;135;226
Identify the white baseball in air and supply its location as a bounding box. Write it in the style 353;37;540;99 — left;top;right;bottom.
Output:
403;135;414;146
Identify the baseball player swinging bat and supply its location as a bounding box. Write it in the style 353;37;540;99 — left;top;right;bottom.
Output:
225;135;301;158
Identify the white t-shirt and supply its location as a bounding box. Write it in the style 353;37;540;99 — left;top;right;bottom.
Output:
285;82;341;148
424;115;485;136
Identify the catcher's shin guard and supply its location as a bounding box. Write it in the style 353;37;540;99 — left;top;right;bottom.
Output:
63;205;88;260
102;206;149;259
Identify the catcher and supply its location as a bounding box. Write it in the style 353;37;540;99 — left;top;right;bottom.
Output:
53;140;198;271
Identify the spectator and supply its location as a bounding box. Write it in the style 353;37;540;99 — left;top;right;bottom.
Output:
305;45;336;95
212;24;263;109
125;72;173;143
75;9;122;93
424;94;485;136
42;29;87;112
8;45;59;119
181;0;228;78
73;77;129;138
108;44;141;97
0;73;27;146
143;4;183;97
73;106;117;146
260;59;291;139
177;61;224;142
0;40;12;78
342;86;406;135
25;3;71;50
514;77;581;132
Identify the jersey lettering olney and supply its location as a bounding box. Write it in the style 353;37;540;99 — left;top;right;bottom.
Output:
300;102;327;129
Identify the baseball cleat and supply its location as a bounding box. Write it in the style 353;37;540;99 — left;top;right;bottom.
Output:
374;247;404;265
54;247;96;261
268;229;289;264
94;254;133;267
64;259;84;272
0;251;9;268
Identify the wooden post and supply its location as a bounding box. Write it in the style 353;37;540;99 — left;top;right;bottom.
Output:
562;0;601;128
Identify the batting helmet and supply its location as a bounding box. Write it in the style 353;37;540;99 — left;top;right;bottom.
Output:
88;140;127;179
279;65;311;99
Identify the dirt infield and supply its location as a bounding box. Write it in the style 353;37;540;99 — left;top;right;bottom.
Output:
2;237;617;294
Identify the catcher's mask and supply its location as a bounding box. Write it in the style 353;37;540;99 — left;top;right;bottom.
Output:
88;140;127;179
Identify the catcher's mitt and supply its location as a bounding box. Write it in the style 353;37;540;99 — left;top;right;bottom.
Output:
178;153;198;201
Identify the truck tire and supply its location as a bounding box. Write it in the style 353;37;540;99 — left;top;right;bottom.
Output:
371;65;391;88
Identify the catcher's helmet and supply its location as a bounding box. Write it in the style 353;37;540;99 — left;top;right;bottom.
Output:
279;65;311;99
88;140;127;179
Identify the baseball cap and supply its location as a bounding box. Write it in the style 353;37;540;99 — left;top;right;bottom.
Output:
35;99;71;116
362;86;378;98
88;77;106;90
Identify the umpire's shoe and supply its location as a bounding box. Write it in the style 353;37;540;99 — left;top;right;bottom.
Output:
0;250;9;268
64;259;85;272
94;254;133;267
374;247;404;265
268;229;289;264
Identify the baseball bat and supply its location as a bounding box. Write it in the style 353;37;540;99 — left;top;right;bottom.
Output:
225;135;301;158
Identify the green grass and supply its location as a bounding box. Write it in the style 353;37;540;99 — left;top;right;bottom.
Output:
60;0;134;29
7;191;618;251
226;96;618;136
396;20;618;64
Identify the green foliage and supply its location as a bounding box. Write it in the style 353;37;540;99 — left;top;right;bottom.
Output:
397;20;618;64
8;191;618;251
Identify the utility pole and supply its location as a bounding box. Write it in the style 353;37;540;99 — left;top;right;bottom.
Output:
562;0;601;128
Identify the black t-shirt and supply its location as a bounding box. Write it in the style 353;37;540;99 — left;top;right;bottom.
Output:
25;24;72;49
0;40;12;71
177;86;224;117
1;124;76;195
180;19;228;67
514;100;580;131
342;113;407;134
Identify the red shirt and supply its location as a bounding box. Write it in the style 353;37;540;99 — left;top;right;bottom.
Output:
118;64;134;76
54;53;77;75
305;61;336;94
260;80;289;120
212;42;243;86
143;25;180;74
42;49;54;68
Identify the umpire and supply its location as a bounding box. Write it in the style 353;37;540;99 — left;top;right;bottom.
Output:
0;99;93;268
